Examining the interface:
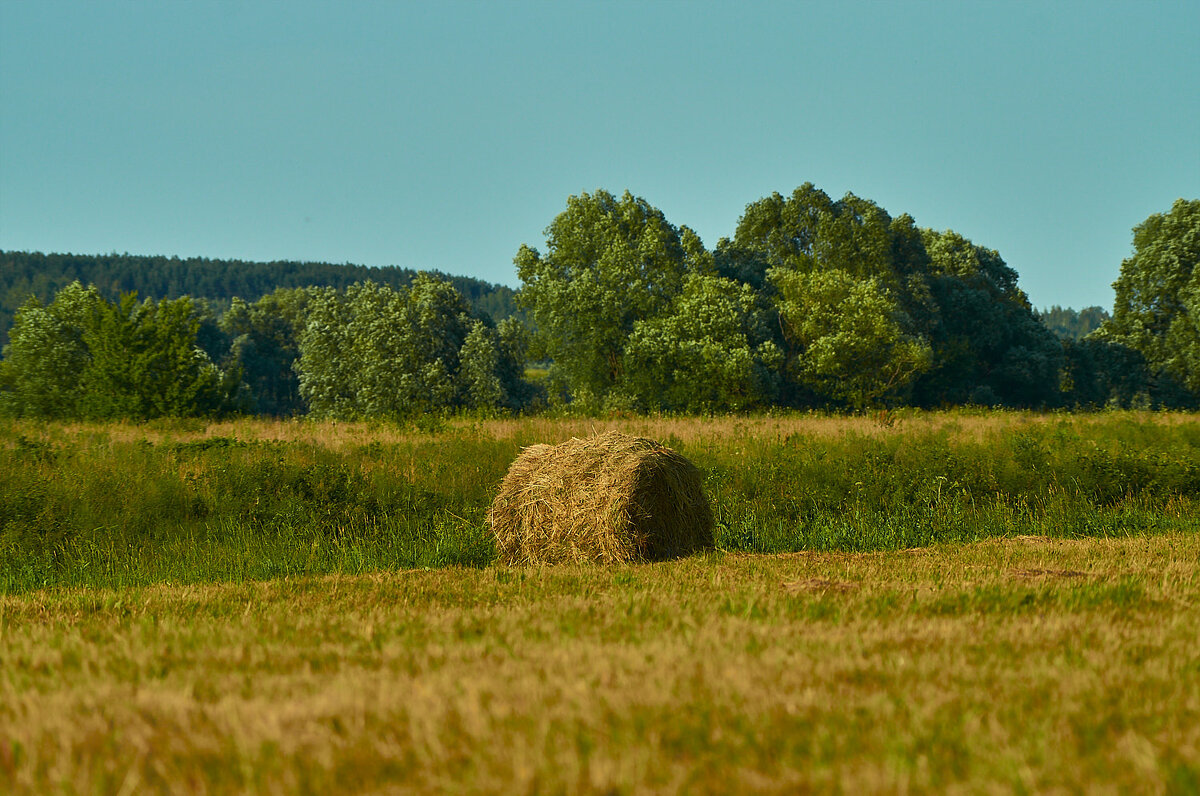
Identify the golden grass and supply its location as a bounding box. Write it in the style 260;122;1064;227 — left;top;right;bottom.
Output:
10;408;1188;450
3;532;1198;794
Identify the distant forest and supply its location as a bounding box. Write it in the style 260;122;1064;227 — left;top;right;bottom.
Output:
0;251;520;346
1035;306;1110;341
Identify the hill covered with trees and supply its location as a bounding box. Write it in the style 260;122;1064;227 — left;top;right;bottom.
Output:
1036;306;1110;340
0;252;520;346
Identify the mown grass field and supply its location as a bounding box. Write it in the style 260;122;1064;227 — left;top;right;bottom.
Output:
2;411;1199;792
3;533;1199;793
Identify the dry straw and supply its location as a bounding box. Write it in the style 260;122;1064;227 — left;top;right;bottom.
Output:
489;431;714;565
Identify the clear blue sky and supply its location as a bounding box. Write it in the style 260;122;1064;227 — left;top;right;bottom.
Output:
2;1;1197;310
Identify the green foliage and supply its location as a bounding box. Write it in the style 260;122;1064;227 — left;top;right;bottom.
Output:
0;283;238;419
7;192;1193;417
516;190;693;398
726;185;919;293
770;268;931;408
1038;305;1110;340
0;282;101;418
702;186;1069;409
460;320;505;411
221;287;315;416
0;250;521;348
1104;198;1200;395
725;185;937;407
3;276;531;421
622;273;782;412
298;280;459;419
296;275;526;419
495;317;537;406
1059;337;1151;408
80;293;237;420
915;230;1063;407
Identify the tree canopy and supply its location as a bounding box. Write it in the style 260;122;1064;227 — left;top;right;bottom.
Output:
515;190;694;399
296;276;526;420
1102;198;1200;393
509;184;1101;411
0;283;238;419
1037;306;1110;340
5;190;1195;418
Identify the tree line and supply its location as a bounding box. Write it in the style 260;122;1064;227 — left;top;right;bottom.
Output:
0;251;520;348
517;189;1198;412
1035;306;1109;341
1;189;1196;418
0;276;530;420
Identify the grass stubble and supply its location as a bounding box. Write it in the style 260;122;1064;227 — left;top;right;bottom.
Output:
2;532;1198;794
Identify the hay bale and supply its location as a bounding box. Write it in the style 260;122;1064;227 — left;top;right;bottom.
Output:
488;431;714;565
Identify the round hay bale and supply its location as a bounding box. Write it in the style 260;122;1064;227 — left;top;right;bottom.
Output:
488;431;714;565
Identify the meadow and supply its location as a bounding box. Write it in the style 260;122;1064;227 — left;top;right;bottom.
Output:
2;411;1199;792
3;410;1199;592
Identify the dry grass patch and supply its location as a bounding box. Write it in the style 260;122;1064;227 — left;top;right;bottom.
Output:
3;531;1199;794
1010;568;1091;580
21;409;1194;451
780;577;858;594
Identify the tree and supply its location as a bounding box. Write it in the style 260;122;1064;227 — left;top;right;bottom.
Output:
295;276;524;419
293;287;355;418
770;268;931;408
1103;199;1200;394
298;279;466;419
1037;306;1110;340
0;283;236;419
0;282;101;418
387;274;475;413
222;287;316;416
913;229;1062;407
459;321;504;411
727;185;934;407
515;190;693;401
80;293;235;419
726;185;913;291
0;250;522;348
1059;337;1151;408
622;273;783;412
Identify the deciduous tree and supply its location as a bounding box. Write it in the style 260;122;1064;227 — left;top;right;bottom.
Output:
0;282;100;418
1103;198;1200;394
80;293;234;419
622;273;782;412
515;190;691;401
296;276;526;419
915;229;1063;407
221;287;315;416
770;268;931;408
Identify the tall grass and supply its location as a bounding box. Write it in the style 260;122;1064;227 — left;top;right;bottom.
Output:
2;411;1198;592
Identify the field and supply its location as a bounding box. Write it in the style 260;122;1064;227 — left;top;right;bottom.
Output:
2;412;1200;792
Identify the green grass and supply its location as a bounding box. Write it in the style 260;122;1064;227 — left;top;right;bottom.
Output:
2;411;1199;592
2;532;1198;793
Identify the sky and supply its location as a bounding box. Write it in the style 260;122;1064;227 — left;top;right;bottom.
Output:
1;1;1197;310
